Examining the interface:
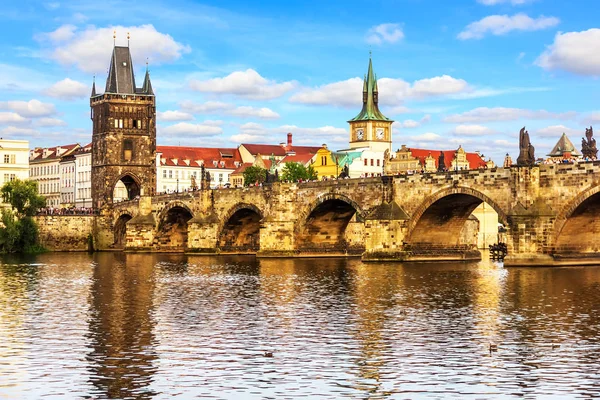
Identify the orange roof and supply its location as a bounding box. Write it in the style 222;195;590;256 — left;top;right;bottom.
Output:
157;146;242;169
407;148;487;170
241;143;321;157
280;153;315;165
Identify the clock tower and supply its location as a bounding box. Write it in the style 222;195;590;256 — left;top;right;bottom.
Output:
348;57;393;153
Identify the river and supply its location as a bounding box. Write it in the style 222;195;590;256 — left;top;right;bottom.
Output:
1;253;599;399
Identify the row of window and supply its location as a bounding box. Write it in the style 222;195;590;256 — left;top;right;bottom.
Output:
77;171;91;182
161;169;225;182
30;165;60;176
3;154;16;164
3;174;16;183
40;183;59;194
61;193;74;204
364;158;382;167
77;188;91;200
114;119;143;129
78;157;90;167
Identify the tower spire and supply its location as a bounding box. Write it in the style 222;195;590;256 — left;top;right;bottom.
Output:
349;55;390;122
91;75;96;97
113;29;116;46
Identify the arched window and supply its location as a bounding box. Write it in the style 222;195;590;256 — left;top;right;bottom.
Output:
123;140;134;161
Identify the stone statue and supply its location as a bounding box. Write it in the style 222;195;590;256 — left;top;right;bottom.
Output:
200;165;206;189
437;152;445;172
517;127;535;166
269;153;276;173
191;174;198;191
581;126;597;159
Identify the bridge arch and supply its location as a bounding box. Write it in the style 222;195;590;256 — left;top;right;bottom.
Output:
113;212;133;248
218;203;264;253
406;186;508;252
296;192;365;253
155;201;195;251
112;173;142;202
553;185;600;254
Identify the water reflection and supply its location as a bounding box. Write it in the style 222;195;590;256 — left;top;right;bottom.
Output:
86;253;159;399
2;254;600;398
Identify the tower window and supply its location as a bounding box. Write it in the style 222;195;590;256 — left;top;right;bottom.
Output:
123;140;133;161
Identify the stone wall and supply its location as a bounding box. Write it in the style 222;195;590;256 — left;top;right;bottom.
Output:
35;215;94;251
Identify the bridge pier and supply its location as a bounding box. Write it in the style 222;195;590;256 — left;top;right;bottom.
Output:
256;220;296;257
187;215;220;253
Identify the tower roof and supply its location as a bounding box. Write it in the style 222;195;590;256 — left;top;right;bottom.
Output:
349;57;391;122
105;46;136;94
142;69;154;96
547;132;581;157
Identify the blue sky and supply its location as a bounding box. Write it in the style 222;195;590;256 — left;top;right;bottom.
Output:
0;0;599;163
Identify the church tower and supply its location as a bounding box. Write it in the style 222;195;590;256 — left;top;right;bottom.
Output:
348;57;393;153
91;42;156;208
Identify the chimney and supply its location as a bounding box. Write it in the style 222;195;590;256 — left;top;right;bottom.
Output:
287;132;292;148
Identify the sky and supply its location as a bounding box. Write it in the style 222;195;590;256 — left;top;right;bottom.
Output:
0;0;599;164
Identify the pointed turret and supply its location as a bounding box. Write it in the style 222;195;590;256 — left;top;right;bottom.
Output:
105;46;136;94
142;68;154;96
91;76;97;97
349;56;390;122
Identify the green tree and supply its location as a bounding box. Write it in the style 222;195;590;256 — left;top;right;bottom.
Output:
243;166;267;186
0;179;46;253
281;162;318;182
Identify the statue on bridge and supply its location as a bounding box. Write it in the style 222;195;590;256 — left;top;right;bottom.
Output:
437;152;446;172
581;126;597;159
517;127;535;166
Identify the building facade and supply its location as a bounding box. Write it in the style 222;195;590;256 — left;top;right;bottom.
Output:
74;143;92;208
0;139;30;208
29;144;80;208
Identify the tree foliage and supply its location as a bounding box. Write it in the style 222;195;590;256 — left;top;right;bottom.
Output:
0;179;46;253
281;162;318;182
243;166;267;186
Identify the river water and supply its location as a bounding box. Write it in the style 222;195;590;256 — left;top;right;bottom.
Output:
1;253;600;399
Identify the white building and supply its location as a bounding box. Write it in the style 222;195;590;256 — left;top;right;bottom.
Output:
60;154;76;206
156;146;242;193
74;143;92;208
29;144;80;208
0;139;30;207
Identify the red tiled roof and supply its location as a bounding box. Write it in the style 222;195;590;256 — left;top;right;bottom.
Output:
241;143;321;157
281;153;315;165
30;143;81;162
408;148;487;170
157;146;242;169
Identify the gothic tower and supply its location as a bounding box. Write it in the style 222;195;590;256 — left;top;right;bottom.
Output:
91;44;156;208
348;57;393;153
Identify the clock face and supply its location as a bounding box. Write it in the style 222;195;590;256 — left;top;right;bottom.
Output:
356;128;364;140
376;128;385;140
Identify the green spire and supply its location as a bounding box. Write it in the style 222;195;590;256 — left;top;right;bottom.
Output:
349;56;390;122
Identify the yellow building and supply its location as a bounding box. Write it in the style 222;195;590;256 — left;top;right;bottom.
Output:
311;146;340;179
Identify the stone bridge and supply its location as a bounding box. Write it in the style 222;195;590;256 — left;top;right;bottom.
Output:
95;162;600;266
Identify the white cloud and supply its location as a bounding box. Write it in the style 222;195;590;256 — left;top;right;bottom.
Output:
0;112;29;124
289;77;363;107
230;106;279;119
454;124;495;136
536;29;600;76
366;23;404;45
0;126;40;137
458;13;559;40
190;69;296;100
38;24;190;73
477;0;532;4
408;132;442;142
278;124;346;137
535;124;580;138
180;100;280;120
290;75;469;108
43;78;88;100
494;139;512;146
444;107;576;123
161;122;223;137
41;24;77;43
230;133;263;142
399;119;420;129
586;112;600;124
157;110;194;122
35;118;68;127
0;100;56;118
